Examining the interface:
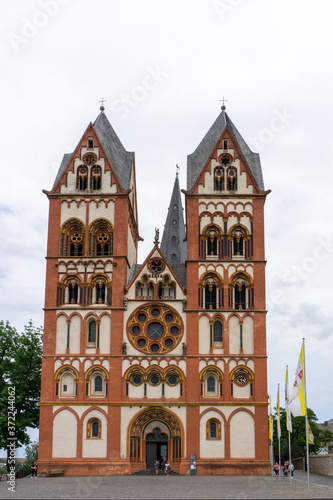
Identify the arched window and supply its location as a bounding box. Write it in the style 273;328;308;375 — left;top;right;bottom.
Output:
229;273;253;310
226;166;237;191
214;167;224;191
55;367;78;398
90;165;102;190
60;218;85;257
88;275;111;306
206;418;222;440
77;166;88;191
94;375;103;392
135;275;154;299
212;319;223;348
207;376;216;392
86;418;102;439
199;272;223;309
201;368;223;398
86;368;108;397
88;219;113;256
158;275;176;299
62;276;81;305
200;225;223;259
87;320;97;347
228;225;250;258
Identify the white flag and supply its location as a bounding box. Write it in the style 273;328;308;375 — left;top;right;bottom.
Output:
285;366;292;433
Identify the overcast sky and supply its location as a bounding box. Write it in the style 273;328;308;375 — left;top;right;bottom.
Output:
1;0;333;445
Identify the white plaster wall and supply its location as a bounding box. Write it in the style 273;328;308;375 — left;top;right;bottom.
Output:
146;384;162;398
200;410;224;458
199;315;210;354
233;383;251;398
230;411;255;458
144;421;169;437
56;315;67;354
89;200;115;224
127;383;145;398
100;314;111;353
82;410;107;458
70;314;81;354
52;409;77;457
164;384;182;398
60;202;86;225
243;315;254;354
229;315;240;354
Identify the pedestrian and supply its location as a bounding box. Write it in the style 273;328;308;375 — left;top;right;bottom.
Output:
289;462;294;479
154;459;159;475
273;462;279;476
31;461;38;478
165;461;170;476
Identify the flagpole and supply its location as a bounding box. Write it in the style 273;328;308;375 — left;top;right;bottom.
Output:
278;384;281;479
288;430;292;484
303;338;310;491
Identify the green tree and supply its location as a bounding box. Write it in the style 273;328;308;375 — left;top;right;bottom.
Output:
23;440;39;477
0;320;43;469
272;407;333;460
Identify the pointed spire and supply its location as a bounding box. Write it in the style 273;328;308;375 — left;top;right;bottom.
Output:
160;172;186;264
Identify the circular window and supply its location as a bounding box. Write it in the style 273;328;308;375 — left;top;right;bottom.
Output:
149;374;160;385
83;152;97;165
165;313;174;323
132;375;143;385
147;322;164;339
170;326;179;335
167;374;178;386
147;258;165;273
97;233;109;242
71;233;82;242
127;304;184;354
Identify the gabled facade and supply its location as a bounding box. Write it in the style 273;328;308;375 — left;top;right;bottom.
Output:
38;107;270;476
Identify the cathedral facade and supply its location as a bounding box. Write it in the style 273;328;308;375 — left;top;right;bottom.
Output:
38;107;271;475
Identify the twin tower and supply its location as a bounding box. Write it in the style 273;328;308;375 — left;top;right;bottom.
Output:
38;107;271;475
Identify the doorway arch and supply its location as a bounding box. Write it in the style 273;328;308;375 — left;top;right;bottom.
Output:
128;407;184;469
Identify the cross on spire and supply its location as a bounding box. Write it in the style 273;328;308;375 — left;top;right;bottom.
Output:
99;98;107;111
176;164;180;177
220;97;227;110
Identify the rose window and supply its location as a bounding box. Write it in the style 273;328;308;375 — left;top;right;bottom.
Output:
127;304;184;354
83;152;97;165
147;258;165;273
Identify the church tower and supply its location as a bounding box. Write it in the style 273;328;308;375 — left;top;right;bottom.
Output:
38;106;270;476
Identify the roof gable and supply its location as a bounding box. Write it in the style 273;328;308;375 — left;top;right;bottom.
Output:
187;110;264;192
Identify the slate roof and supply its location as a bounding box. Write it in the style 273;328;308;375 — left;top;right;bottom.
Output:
52;111;134;192
93;112;134;191
160;174;187;264
187;110;264;191
52;153;72;190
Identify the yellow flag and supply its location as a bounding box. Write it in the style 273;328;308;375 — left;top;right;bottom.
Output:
288;344;306;417
285;366;292;432
308;423;314;444
277;386;281;439
269;396;273;440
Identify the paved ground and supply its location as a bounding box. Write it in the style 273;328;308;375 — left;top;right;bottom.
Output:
1;471;333;499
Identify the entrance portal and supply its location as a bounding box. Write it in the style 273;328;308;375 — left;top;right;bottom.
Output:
146;427;168;469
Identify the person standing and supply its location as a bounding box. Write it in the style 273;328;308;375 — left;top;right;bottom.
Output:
31;462;38;478
273;462;279;476
154;459;159;475
165;461;170;477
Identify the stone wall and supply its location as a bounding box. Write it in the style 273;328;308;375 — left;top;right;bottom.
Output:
309;455;333;476
292;455;333;476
